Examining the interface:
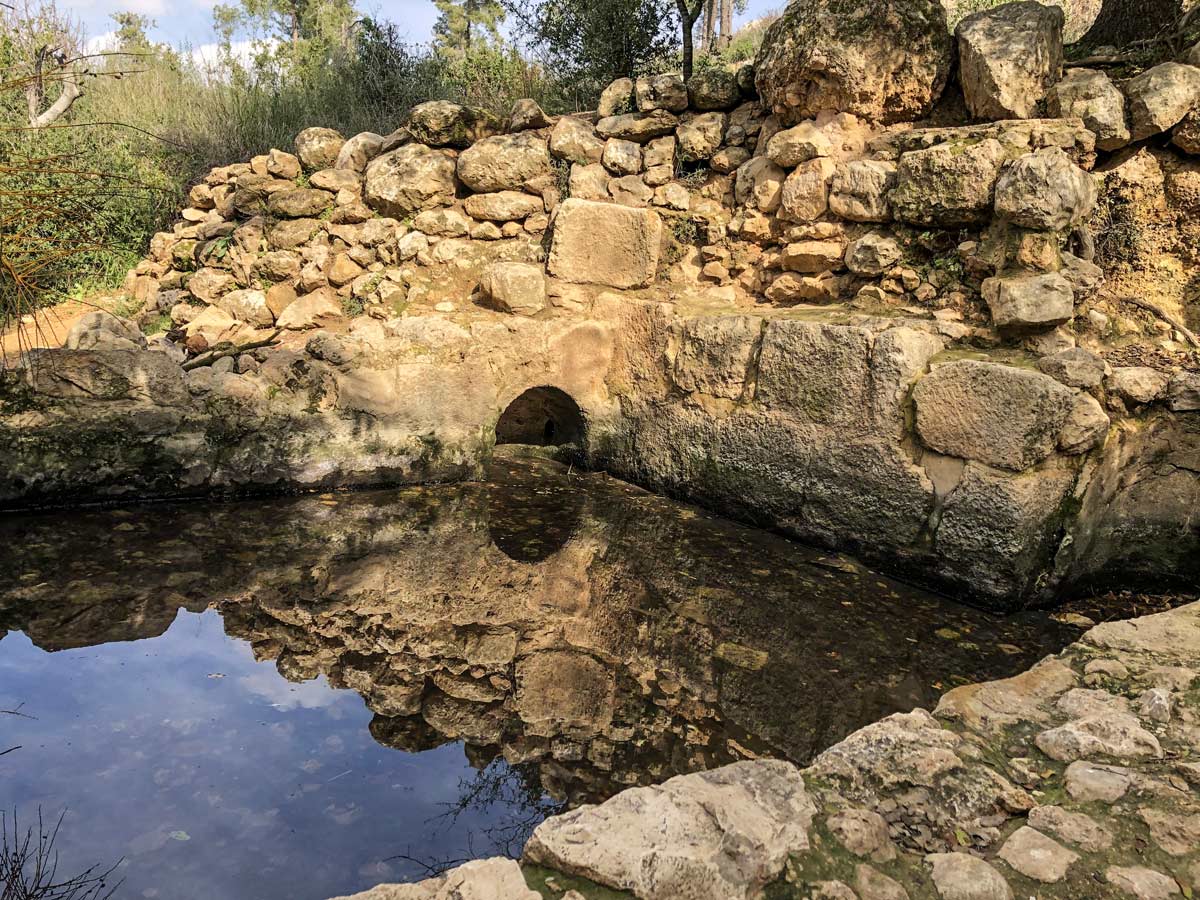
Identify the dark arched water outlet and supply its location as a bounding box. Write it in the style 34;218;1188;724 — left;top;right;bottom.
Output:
495;386;585;446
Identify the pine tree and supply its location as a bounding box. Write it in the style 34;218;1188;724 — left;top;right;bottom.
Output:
432;0;506;56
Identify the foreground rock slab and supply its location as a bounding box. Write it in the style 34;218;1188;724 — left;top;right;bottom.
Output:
523;760;815;900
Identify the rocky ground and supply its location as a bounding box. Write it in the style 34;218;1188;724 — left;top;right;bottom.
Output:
332;600;1200;900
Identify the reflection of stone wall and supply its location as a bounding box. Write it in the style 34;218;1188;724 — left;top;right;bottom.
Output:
0;460;1072;807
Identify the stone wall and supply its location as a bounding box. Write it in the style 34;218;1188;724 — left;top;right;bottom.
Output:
2;0;1199;607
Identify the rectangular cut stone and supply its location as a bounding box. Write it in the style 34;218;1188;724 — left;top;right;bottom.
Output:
548;198;663;289
754;320;873;426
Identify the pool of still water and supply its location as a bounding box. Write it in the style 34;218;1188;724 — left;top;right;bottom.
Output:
0;458;1076;900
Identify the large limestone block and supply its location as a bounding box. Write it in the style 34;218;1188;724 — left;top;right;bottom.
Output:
676;112;727;162
735;156;785;212
24;349;188;406
780;157;837;222
994;147;1097;230
596;110;679;143
635;73;689;112
755;320;873;426
457;132;553;193
669;315;762;400
1124;62;1200;141
688;67;743;110
405;100;499;148
1048;68;1130;151
982;272;1075;331
956;2;1064;120
890;138;1006;226
754;0;953;125
364;145;457;216
934;462;1076;600
913;360;1075;470
276;287;344;330
548;199;662;289
523;760;815;900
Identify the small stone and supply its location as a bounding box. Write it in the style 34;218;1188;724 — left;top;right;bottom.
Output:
1065;761;1131;802
927;852;1013;900
1028;806;1112;852
1058;393;1109;455
1108;367;1169;404
1106;865;1181;900
997;826;1078;883
855;864;909;900
828;808;896;862
766;120;832;167
1139;807;1200;856
602;138;643;175
812;882;858;900
1036;712;1162;762
1036;347;1107;388
845;233;902;276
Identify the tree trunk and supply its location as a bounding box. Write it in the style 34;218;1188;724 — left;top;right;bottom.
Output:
676;0;703;80
26;45;83;129
702;0;717;52
1078;0;1183;47
719;0;733;50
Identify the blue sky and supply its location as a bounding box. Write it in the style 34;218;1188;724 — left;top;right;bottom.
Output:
69;0;780;58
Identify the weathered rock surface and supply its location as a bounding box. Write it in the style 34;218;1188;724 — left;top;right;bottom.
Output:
294;127;345;171
1048;68;1130;150
983;272;1075;331
994;148;1096;230
829;159;896;222
913;361;1075;470
477;262;546;316
328;858;539;900
405;100;498;148
956;2;1064;120
890;139;1007;226
754;0;954;124
523;761;815;900
548;199;661;289
927;852;1013;900
1124;62;1200;141
364;145;457;216
457;132;553;193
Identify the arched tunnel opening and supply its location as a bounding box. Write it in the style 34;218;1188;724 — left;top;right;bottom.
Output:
495;386;586;448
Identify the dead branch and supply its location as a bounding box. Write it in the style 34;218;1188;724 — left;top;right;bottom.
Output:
1065;54;1136;67
26;44;85;128
181;329;283;371
1115;294;1200;348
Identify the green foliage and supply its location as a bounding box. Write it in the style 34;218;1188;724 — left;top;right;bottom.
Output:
433;0;506;57
507;0;680;104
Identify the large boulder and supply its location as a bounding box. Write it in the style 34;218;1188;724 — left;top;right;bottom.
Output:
1048;68;1130;151
735;156;786;213
364;144;458;216
889;138;1007;226
596;110;679;143
983;272;1075;331
457;132;554;193
956;2;1064;121
994;148;1097;230
548;199;662;289
676;112;727;162
1124;62;1200;141
635;73;689;112
754;0;954;125
913;360;1076;470
293;127;345;171
405;100;500;148
523;761;815;900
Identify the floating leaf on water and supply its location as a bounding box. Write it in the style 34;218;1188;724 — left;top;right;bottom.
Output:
168;831;190;841
934;627;960;640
